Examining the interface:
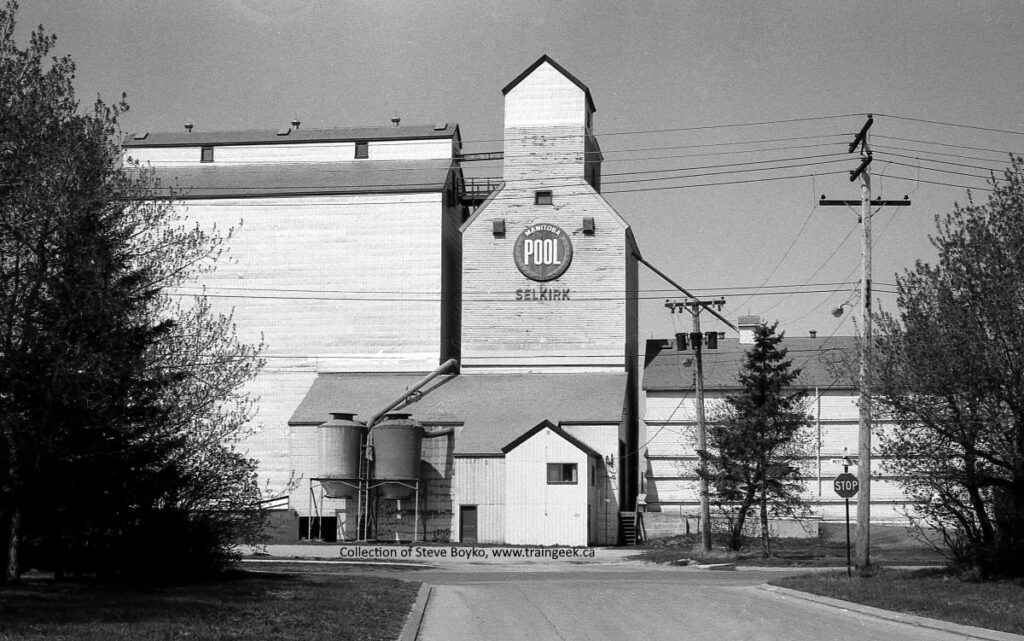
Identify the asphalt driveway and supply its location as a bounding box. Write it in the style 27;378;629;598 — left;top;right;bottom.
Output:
410;567;1019;641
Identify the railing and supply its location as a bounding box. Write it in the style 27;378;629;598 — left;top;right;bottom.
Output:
458;177;502;204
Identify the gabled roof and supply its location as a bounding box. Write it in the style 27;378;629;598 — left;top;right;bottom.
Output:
501;55;596;114
643;336;858;392
502;420;601;458
132;159;453;199
289;372;627;456
123;123;460;148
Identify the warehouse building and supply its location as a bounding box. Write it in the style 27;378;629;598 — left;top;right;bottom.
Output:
124;56;639;546
642;316;911;538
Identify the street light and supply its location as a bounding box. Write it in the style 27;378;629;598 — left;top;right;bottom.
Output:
832;302;853;318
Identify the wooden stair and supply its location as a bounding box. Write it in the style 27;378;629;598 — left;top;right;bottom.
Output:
619;511;641;545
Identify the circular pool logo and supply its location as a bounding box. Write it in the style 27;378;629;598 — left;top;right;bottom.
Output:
513;224;573;282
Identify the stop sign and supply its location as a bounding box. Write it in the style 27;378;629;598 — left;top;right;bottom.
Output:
833;472;859;498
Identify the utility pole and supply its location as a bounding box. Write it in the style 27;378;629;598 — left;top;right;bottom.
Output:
820;114;909;569
666;297;725;554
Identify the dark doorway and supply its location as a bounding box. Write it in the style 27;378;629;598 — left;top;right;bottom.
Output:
299;517;337;542
459;505;478;543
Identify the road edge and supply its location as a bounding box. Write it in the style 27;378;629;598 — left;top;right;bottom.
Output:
759;585;1024;641
399;583;433;641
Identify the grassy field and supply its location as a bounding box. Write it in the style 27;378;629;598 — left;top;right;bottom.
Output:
629;529;944;567
772;568;1024;636
0;570;419;641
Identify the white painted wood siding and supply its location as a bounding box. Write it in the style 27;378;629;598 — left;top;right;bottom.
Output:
503;127;587;183
505;428;590;546
563;424;620;544
178;194;447;370
126;139;452;166
453;458;505;543
642;388;917;524
504;61;587;128
175;192;455;501
461;184;631;369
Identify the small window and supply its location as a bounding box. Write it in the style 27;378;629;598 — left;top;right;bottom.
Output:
354;141;368;159
535;190;553;205
547;463;578;485
200;146;214;163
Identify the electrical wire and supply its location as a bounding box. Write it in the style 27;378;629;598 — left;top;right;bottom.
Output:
871;144;1016;168
732;177;820;314
166;286;871;304
165;280;860;297
871;134;1023;158
874;113;1024;137
749;219;859;319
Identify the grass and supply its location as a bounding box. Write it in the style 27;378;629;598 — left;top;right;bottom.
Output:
0;569;419;641
629;529;944;567
772;568;1024;636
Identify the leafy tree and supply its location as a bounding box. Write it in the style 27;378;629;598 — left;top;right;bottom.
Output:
0;1;264;581
699;322;812;556
873;156;1024;578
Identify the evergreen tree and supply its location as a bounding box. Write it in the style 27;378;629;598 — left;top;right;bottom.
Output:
699;322;812;556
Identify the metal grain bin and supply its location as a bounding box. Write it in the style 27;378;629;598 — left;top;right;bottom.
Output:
371;413;423;499
318;412;365;499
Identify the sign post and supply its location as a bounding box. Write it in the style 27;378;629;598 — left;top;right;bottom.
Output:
833;469;859;577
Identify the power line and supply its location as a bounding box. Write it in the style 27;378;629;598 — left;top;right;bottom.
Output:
874;113;1024;137
167;286;873;304
868;172;996;193
112;169;852;205
872;134;1023;157
871;143;1019;167
733;178;820;313
167;280;860;297
453;113;866;147
601;152;849;180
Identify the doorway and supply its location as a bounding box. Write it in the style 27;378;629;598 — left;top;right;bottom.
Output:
459;505;478;543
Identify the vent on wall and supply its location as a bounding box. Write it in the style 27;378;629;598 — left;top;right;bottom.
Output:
492;219;506;236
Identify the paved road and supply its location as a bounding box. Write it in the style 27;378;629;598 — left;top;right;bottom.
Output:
408;567;1004;641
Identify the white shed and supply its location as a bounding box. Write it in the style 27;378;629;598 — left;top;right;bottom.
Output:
502;420;599;546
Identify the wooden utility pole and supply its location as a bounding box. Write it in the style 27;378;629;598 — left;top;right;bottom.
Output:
820;115;910;569
857;159;873;571
691;306;711;554
666;297;726;554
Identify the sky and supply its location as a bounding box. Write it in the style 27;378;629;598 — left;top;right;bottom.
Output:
17;0;1024;345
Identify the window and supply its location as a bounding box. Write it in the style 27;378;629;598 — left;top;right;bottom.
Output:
534;190;553;205
354;141;368;159
547;463;578;484
200;146;214;163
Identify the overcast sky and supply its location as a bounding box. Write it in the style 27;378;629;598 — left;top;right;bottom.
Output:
18;0;1024;349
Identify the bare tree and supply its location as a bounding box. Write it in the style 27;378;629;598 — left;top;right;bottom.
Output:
873;157;1024;578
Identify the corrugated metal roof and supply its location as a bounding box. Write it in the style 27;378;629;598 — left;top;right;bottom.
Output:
289;372;627;455
124;123;460;148
135;159;453;199
643;336;858;392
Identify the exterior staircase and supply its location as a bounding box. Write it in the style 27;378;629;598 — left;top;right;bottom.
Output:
619;511;645;545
